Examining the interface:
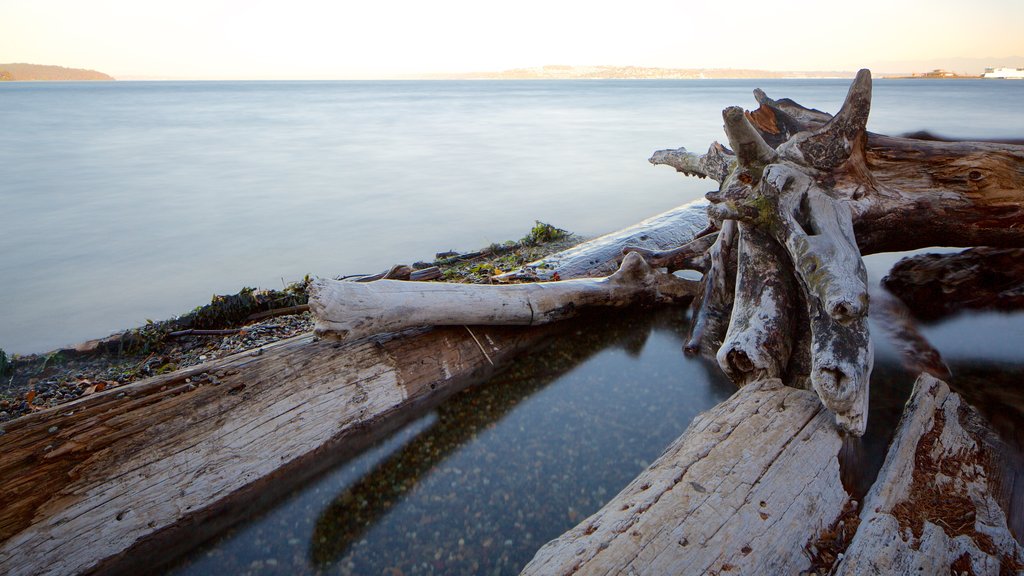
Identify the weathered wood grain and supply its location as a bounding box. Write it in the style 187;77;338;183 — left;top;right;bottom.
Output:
310;252;697;342
0;325;575;576
520;378;850;576
834;374;1024;575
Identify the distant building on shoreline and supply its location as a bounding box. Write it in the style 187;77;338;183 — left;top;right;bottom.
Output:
982;67;1024;79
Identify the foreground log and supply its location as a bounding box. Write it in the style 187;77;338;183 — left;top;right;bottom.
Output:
834;374;1024;575
0;328;563;576
521;378;850;575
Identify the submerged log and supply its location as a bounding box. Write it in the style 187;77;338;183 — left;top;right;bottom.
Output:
834;374;1024;575
882;247;1024;321
0;214;707;576
521;378;851;575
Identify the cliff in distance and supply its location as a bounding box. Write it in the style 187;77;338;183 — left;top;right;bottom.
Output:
0;63;114;81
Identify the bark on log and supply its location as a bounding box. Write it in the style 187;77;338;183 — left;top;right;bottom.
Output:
882;247;1024;321
0;216;706;576
834;374;1024;575
716;222;797;385
521;378;851;576
309;252;697;342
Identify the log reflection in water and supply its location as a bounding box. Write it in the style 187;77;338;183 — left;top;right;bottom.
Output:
309;308;726;568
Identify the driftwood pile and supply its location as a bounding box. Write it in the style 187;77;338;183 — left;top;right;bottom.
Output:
1;70;1022;575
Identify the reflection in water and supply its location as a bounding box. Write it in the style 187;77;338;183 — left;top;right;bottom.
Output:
309;309;669;565
170;308;736;575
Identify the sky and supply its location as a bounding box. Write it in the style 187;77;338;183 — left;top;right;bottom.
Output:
2;0;1023;79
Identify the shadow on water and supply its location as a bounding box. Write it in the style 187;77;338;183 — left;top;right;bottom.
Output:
169;307;736;575
308;308;671;565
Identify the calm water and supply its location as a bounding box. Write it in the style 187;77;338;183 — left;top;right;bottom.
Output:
1;79;1023;354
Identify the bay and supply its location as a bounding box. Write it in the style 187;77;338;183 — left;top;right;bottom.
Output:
1;78;1021;353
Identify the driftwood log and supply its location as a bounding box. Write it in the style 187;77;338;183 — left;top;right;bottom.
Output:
0;205;707;576
309;252;697;342
882;247;1024;320
835;374;1023;575
523;374;1023;575
521;378;851;575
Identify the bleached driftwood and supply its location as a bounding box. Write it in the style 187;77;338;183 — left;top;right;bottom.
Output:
637;69;1024;435
834;374;1024;575
493;200;709;281
309;252;697;342
0;215;707;576
521;378;851;576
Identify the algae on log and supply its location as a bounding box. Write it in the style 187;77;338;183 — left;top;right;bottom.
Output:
834;374;1024;575
0;207;708;576
521;378;851;576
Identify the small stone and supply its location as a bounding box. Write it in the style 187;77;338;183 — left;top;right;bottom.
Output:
48;426;59;434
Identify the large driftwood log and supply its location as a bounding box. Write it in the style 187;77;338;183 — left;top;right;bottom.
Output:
834;374;1024;575
520;378;850;575
309;252;697;342
0;215;706;576
642;69;1024;435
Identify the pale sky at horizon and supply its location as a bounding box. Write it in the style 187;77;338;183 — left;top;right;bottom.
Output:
3;0;1023;79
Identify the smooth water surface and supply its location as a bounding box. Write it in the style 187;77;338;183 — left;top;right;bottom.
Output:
2;79;1022;353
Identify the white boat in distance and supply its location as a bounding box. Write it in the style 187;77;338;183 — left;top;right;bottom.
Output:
982;67;1024;79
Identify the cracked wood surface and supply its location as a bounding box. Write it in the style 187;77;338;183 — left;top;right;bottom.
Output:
834;374;1024;575
520;378;849;576
0;326;563;576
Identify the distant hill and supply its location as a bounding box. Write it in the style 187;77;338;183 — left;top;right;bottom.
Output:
425;65;857;80
0;63;114;81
